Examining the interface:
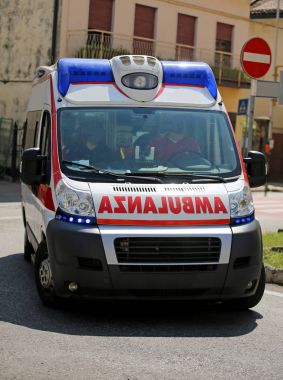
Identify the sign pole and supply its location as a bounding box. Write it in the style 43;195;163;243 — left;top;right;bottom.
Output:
247;95;255;152
247;80;256;152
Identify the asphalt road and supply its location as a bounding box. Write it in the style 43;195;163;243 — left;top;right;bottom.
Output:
0;181;283;379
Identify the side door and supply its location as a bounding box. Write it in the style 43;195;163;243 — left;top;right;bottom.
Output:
33;109;52;242
22;110;41;238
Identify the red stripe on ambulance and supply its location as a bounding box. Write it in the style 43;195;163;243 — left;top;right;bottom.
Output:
97;218;230;226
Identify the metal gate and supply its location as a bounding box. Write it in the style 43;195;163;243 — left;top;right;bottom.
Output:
0;118;13;178
0;118;25;180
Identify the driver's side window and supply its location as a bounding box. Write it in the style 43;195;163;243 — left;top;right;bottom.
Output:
39;111;51;182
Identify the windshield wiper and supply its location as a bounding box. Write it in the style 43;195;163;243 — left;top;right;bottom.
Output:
62;160;101;172
62;160;163;183
183;173;227;183
128;171;228;183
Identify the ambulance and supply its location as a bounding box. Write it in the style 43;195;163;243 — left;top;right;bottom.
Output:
21;55;266;308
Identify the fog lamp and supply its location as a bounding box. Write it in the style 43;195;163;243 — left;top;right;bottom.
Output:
68;282;79;292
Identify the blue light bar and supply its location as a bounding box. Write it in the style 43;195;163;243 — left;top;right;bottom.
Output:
230;212;255;226
55;209;96;225
57;58;114;96
161;61;218;99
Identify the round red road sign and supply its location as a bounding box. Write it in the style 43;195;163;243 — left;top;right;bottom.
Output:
241;37;272;79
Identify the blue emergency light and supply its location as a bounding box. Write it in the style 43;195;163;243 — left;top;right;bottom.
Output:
55;208;96;225
57;58;217;99
230;212;255;226
161;61;218;99
57;58;114;96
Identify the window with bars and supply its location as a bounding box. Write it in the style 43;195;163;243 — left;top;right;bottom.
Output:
133;4;156;56
88;0;114;51
215;22;233;67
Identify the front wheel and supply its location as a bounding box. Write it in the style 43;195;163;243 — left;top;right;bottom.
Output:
34;242;60;308
223;265;265;310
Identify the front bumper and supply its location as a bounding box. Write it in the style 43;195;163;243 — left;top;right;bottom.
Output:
46;219;262;300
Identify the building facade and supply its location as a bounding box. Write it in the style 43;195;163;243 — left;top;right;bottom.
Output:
59;0;251;127
0;1;57;124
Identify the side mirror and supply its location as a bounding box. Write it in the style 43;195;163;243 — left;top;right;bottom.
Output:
244;151;266;188
20;148;46;185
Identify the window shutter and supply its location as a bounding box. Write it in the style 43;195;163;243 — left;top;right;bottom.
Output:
134;4;156;39
177;14;196;46
88;0;114;31
216;22;233;42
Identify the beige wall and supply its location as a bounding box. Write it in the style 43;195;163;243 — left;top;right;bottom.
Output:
59;0;90;57
219;86;250;114
0;0;54;124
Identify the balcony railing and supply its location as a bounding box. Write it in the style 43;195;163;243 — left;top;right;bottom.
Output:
133;36;155;56
175;43;195;61
87;30;113;58
66;29;250;88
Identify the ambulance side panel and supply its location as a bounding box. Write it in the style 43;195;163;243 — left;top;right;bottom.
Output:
22;78;54;249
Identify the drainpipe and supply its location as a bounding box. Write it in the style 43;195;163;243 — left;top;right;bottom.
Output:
51;0;59;64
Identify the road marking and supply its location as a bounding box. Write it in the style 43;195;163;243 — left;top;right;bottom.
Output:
0;216;22;220
265;290;283;299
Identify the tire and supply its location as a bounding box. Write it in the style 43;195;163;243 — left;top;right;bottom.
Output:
34;242;60;308
24;230;34;262
223;265;266;311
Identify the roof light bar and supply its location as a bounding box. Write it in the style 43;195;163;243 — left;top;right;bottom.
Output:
57;58;114;97
161;61;218;99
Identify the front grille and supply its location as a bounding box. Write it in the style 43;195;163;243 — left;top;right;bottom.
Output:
114;237;221;264
128;289;208;298
119;264;217;272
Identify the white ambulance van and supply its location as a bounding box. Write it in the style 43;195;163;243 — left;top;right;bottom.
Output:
21;55;266;308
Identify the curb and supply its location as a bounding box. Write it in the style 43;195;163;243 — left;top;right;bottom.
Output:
265;265;283;286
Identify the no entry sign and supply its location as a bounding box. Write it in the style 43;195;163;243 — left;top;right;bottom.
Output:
241;37;272;79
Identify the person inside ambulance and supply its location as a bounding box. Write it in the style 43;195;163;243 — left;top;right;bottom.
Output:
81;125;118;167
140;116;200;164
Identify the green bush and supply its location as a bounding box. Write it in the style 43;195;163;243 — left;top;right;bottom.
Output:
263;232;283;269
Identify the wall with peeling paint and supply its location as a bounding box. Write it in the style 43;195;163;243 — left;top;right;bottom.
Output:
0;0;55;124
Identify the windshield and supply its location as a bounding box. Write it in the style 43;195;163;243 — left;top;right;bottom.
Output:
58;107;241;180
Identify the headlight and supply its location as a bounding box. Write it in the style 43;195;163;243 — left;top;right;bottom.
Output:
229;183;254;218
55;180;95;216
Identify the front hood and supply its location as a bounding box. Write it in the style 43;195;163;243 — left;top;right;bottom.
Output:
89;183;230;226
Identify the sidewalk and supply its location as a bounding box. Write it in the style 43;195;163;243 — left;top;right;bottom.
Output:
251;182;283;192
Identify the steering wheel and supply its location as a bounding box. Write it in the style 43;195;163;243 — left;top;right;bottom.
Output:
164;149;212;170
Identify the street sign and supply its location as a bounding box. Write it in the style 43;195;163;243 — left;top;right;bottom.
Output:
279;71;283;105
251;80;280;98
237;98;249;115
241;37;272;79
